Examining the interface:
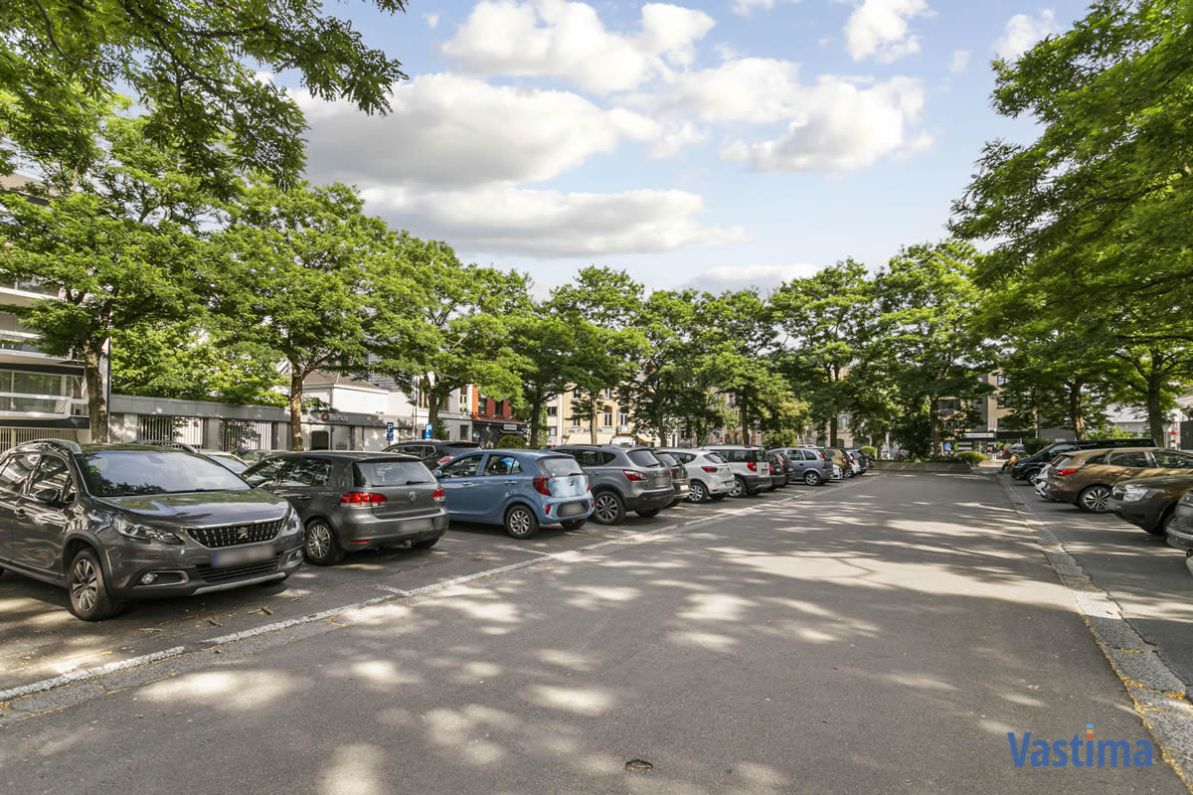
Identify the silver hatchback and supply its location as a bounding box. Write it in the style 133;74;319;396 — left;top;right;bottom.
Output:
658;448;735;503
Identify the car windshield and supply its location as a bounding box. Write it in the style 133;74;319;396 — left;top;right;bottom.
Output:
78;451;249;497
705;453;725;464
627;449;663;467
540;457;583;477
355;460;435;486
209;454;249;474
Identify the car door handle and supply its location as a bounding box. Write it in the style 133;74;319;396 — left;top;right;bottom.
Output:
503;480;518;485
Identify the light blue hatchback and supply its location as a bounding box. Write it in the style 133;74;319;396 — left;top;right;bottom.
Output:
433;450;593;539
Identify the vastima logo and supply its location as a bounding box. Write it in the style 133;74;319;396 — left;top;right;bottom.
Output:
1008;724;1154;769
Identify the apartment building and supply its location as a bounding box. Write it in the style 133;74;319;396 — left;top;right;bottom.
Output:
543;387;654;446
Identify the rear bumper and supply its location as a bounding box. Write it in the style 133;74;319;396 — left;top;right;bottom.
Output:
703;476;736;494
626;487;677;511
338;509;450;548
538;497;593;524
740;474;771;492
671;483;691;501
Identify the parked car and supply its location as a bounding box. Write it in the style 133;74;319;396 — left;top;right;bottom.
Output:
243;451;448;564
823;448;856;479
201;449;251;474
1042;448;1193;513
384;439;483;468
766;451;790;490
554;445;674;524
1108;473;1193;536
431;449;592;538
1011;438;1154;483
846;449;873;473
701;445;771;497
1034;457;1060;501
654;452;691;506
0;440;304;621
657;448;735;503
235;449;284;464
768;447;834;486
1163;490;1193;571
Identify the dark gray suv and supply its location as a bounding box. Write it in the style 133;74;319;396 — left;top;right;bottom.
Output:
0;440;303;621
554;445;674;524
243;452;449;565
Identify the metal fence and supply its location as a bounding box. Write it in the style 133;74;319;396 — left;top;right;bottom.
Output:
0;426;83;452
222;419;274;452
136;415;205;447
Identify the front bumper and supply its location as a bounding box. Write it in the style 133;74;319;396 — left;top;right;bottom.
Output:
106;536;305;599
1108;497;1165;533
1166;503;1193;551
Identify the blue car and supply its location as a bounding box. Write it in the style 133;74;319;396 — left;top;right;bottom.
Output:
433;449;593;539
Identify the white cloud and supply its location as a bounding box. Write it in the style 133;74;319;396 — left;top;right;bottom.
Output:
360;184;744;257
731;0;800;16
949;49;971;74
994;9;1057;61
296;74;660;188
442;0;715;93
844;0;931;63
648;122;707;159
651;57;803;124
423;12;440;29
686;264;823;292
720;75;931;172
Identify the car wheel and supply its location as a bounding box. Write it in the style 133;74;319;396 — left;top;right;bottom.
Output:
504;505;540;539
1028;470;1043;486
843;468;855;479
730;476;748;498
688;480;709;503
561;519;586;531
637;507;662;518
803;470;823;486
592;491;625;525
304;519;345;565
1155;508;1179;538
1078;485;1113;513
411;536;440;549
66;548;125;622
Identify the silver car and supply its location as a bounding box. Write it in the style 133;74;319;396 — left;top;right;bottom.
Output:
554;445;675;524
700;445;771;497
769;447;834;486
658;448;735;503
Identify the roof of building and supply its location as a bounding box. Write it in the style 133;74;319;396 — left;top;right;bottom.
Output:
303;371;389;393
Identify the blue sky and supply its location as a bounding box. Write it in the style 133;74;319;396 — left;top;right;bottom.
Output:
289;0;1090;293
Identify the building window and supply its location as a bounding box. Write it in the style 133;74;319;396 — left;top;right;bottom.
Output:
547;406;558;417
0;370;86;415
460;424;469;440
573;387;583;399
603;387;613;399
619;411;629;426
459;387;469;403
603;409;613;427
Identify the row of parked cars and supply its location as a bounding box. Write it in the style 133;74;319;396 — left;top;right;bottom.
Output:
1008;438;1193;575
0;439;867;621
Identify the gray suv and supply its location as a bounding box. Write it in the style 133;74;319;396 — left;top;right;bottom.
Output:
554;445;674;524
0;440;303;621
769;447;834;486
243;452;448;565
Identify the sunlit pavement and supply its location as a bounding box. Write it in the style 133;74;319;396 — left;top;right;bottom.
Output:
2;475;1189;794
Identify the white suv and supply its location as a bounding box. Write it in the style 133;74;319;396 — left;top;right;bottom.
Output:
700;445;771;497
658;449;736;503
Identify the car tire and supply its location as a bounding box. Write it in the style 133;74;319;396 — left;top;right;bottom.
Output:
730;476;748;498
1154;509;1178;538
1078;485;1113;513
843;468;855;479
591;491;625;525
304;518;345;565
1027;470;1043;486
803;470;823;486
561;519;586;531
66;548;126;622
689;480;709;503
504;504;540;539
637;507;662;518
411;536;440;549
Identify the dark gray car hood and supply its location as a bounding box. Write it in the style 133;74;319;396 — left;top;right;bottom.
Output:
98;489;290;525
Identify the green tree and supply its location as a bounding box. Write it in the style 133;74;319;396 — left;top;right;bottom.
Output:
0;112;208;441
215;180;385;450
1;0;408;186
506;304;580;448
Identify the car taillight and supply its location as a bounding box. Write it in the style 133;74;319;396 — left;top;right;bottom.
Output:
437;455;453;464
623;470;645;481
341;492;386;506
432;487;446;503
702;465;718;473
1055;468;1079;477
747;461;757;471
532;476;552;496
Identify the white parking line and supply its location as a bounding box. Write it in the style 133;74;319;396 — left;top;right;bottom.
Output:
0;489;821;706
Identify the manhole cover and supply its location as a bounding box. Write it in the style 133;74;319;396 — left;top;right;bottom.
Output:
625;759;653;773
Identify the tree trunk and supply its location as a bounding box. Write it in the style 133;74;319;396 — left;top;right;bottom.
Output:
589;393;598;444
928;396;942;454
829;413;839;448
739;391;749;446
83;344;109;443
427;380;443;439
1146;371;1165;447
528;393;544;448
1067;380;1086;440
289;365;305;451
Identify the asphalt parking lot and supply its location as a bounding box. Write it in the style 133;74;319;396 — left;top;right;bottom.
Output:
2;472;1191;794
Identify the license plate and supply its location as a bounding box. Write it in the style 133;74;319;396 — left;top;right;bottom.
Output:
211;545;273;568
558;501;586;517
403;518;434;533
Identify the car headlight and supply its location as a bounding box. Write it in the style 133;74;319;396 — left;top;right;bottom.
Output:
282;507;302;535
1120;485;1151;503
1180;491;1193;507
112;516;183;544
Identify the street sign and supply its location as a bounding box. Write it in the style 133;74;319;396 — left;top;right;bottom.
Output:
385;421;394;442
423;422;433;440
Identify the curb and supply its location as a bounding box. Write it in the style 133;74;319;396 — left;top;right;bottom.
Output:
998;475;1193;790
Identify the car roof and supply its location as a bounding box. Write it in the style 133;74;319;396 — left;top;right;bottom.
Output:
260;450;420;462
556;444;650;452
1066;446;1159;460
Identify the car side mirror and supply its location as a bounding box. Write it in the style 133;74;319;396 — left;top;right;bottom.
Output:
433;469;445;479
32;488;64;507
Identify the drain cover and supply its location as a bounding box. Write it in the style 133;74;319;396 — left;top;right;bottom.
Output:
625;759;653;773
